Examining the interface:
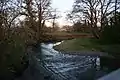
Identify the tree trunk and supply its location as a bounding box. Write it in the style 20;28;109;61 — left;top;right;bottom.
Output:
38;1;42;43
115;0;117;24
90;10;100;39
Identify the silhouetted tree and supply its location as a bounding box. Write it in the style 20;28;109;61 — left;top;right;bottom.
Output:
72;0;120;39
22;0;52;42
0;0;22;39
101;12;120;44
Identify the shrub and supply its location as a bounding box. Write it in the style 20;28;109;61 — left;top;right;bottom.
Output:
100;24;120;44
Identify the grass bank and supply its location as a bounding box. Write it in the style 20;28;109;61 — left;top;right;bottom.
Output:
54;38;120;56
44;32;92;42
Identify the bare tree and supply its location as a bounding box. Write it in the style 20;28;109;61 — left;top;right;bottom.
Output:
22;0;54;42
72;0;120;39
72;0;101;38
0;0;22;39
66;10;84;25
50;9;61;32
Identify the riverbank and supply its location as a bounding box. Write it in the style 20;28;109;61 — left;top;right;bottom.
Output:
0;38;29;80
43;32;92;42
54;38;120;56
15;42;120;80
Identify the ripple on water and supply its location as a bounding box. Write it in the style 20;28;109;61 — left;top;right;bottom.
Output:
36;43;110;80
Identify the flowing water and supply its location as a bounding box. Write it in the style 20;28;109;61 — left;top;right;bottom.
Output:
30;42;112;80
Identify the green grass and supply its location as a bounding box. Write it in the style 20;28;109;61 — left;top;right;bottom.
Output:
54;38;120;55
54;38;97;51
46;32;71;35
46;32;91;36
45;32;92;42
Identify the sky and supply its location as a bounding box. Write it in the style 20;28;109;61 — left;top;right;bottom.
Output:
51;0;74;13
19;0;74;27
50;0;74;26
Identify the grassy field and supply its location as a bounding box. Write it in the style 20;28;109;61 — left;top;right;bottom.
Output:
45;32;92;42
54;38;120;55
46;32;91;35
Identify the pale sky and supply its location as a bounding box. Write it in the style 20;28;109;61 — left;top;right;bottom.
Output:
51;0;74;26
19;0;74;27
51;0;74;13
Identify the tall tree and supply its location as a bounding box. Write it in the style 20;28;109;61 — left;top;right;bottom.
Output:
0;0;22;39
72;0;120;39
22;0;52;42
51;9;61;32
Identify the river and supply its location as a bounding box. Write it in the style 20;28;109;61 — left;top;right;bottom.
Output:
16;42;115;80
